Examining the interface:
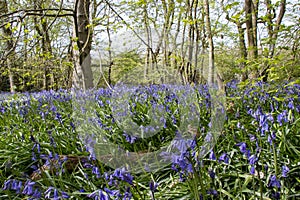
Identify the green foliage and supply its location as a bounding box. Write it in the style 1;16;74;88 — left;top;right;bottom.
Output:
0;81;299;199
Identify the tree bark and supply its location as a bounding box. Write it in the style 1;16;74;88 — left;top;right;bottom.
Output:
204;0;215;86
0;0;15;92
72;0;94;90
245;0;258;79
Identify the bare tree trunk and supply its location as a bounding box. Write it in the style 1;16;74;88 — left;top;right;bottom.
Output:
245;0;258;79
72;0;94;90
186;0;195;84
106;14;113;86
143;3;150;82
204;0;215;86
41;16;52;90
237;22;248;81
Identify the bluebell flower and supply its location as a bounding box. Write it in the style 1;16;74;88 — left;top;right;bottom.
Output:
236;142;247;155
11;179;22;194
272;192;280;200
149;181;159;192
209;150;216;160
219;153;229;164
250;166;255;175
92;166;101;178
208;169;215;179
248;134;256;142
104;188;121;198
123;186;132;199
2;179;13;190
277;110;288;126
282;165;289;177
32;188;41;198
44;187;68;199
22;180;35;196
79;189;85;193
269;175;281;188
207;188;218;196
113;167;134;185
123;133;137;144
87;189;109;200
288;99;294;110
61;191;70;199
249;154;258;165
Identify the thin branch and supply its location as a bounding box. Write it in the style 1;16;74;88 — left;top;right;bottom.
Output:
0;8;74;19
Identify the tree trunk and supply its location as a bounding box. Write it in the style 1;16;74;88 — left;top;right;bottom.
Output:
72;0;94;90
245;0;258;79
0;0;15;92
204;0;215;86
106;15;113;86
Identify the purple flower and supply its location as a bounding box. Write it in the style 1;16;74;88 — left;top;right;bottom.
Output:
123;187;132;199
250;166;255;175
248;134;256;142
44;187;67;199
2;179;13;190
272;192;280;200
32;188;41;198
123;133;137;144
112;167;134;185
149;181;159;192
22;180;35;196
92;166;101;178
219;153;229;164
277;110;288;126
207;188;218;196
282;166;289;177
236;142;247;154
208;169;215;179
269;175;281;188
61;191;70;199
267;131;276;146
249;154;258;165
87;189;109;200
104;188;121;198
209;150;216;160
11;179;22;193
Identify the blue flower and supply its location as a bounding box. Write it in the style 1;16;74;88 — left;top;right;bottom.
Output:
267;132;276;145
219;153;229;164
207;188;218;196
282;165;289;178
269;175;281;188
123;187;132;199
32;188;41;198
112;167;134;185
250;166;255;175
87;189;109;200
92;166;101;178
272;192;280;200
123;133;137;144
104;188;121;198
11;179;22;194
149;181;159;192
208;169;215;179
22;180;35;196
249;154;258;165
248;134;256;142
2;179;13;190
209;150;216;160
236;142;247;154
